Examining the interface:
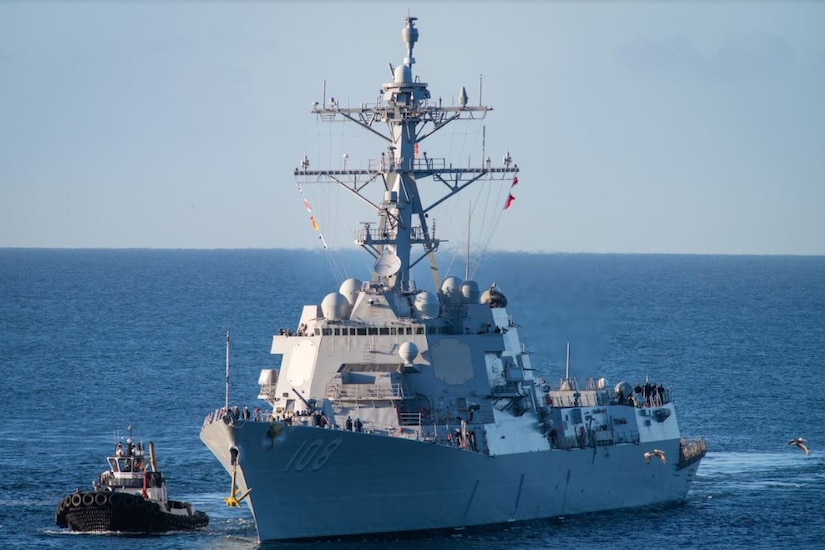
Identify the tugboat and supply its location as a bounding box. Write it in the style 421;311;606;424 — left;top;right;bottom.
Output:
55;427;208;533
200;16;706;542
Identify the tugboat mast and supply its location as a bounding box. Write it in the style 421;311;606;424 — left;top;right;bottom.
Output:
295;16;518;292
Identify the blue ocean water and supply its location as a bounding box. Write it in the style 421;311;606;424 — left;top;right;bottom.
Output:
0;249;823;549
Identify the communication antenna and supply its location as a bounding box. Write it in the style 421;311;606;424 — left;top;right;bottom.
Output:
465;202;471;281
374;247;402;277
225;331;230;412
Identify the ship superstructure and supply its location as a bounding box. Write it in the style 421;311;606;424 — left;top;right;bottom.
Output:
200;16;705;542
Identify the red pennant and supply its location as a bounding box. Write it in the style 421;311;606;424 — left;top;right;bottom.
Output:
504;193;515;210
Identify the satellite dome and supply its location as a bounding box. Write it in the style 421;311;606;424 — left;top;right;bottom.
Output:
321;292;350;321
393;63;412;84
398;341;419;365
614;381;633;398
339;278;362;306
374;248;401;276
461;280;480;303
414;291;439;318
480;284;507;308
441;276;463;304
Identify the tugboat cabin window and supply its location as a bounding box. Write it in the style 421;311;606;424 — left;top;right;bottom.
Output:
115;457;143;472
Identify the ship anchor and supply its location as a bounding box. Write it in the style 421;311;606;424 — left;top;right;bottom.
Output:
224;448;251;508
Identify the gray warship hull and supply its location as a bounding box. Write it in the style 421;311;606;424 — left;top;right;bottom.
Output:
201;419;700;541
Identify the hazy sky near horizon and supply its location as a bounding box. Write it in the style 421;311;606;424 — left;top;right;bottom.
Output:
1;1;823;255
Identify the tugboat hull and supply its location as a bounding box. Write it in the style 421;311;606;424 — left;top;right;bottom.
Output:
55;491;208;534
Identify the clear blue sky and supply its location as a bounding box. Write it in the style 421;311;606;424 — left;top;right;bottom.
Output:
1;1;823;254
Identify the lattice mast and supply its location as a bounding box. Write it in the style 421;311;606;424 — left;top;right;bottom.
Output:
295;16;518;291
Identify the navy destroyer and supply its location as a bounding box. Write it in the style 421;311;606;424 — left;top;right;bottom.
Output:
200;16;706;542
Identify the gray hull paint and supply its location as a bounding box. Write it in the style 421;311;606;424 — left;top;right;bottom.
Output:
201;421;698;541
